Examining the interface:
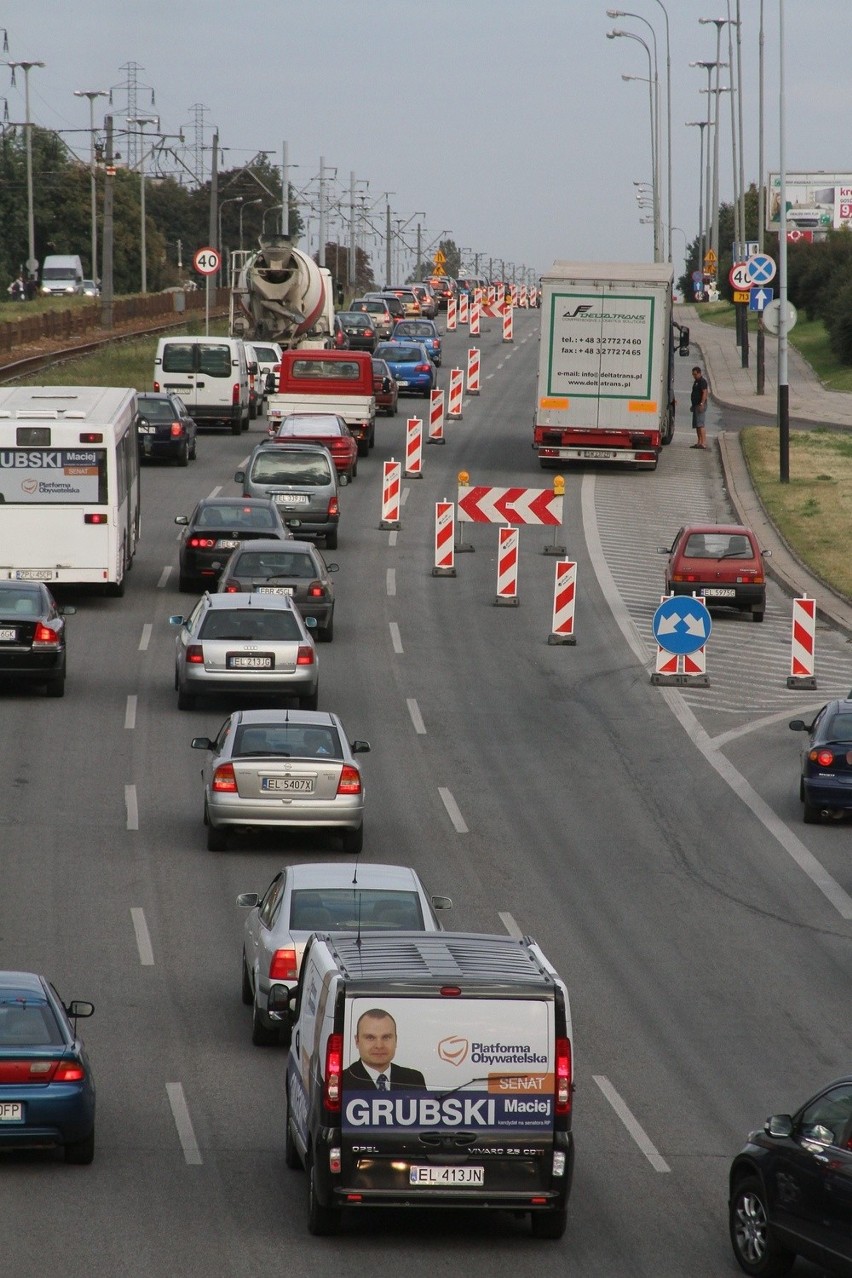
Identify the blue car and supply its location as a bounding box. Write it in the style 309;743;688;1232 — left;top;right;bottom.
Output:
789;698;852;824
390;319;442;366
0;971;96;1163
373;341;436;397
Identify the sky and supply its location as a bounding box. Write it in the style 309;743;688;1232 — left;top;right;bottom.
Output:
2;1;850;280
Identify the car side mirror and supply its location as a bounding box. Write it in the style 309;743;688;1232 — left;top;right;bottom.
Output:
59;605;77;616
678;326;691;355
304;616;317;628
175;515;189;526
268;983;291;1019
765;1114;794;1139
265;372;276;392
382;377;391;392
788;719;808;731
326;562;339;573
431;896;453;911
66;1001;94;1019
234;470;245;484
169;614;187;627
236;892;260;908
191;737;213;750
351;740;371;754
249;362;258;374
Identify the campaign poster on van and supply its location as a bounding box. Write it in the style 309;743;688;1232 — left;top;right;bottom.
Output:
545;291;657;400
0;449;102;503
341;997;555;1132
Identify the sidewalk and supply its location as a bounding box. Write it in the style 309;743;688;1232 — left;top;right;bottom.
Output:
678;304;852;637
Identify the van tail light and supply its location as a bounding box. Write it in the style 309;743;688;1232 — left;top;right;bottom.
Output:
269;947;298;981
336;765;362;796
84;513;108;524
308;582;326;598
296;645;315;666
212;763;237;792
232;383;241;405
324;1033;343;1111
170;422;183;438
327;497;340;519
33;622;61;647
555;1037;572;1115
186;644;204;665
153;380;161;392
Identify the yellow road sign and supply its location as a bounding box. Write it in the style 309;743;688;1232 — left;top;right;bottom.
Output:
432;267;445;276
434;250;446;266
733;290;751;303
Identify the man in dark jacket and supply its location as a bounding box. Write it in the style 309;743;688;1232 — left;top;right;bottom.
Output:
341;1008;426;1090
690;365;709;449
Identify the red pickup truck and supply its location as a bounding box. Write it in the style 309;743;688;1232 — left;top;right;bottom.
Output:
266;349;376;455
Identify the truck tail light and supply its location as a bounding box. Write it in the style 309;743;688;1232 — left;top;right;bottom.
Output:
336;765;362;796
212;763;237;792
555;1037;572;1115
324;1033;343;1111
186;644;204;664
296;645;315;666
269;947;298;980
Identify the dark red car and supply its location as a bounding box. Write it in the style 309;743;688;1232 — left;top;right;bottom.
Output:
372;358;399;417
661;523;768;622
270;413;359;483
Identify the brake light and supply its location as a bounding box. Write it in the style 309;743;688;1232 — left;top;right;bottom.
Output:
170;422;183;438
811;748;835;767
364;328;375;337
555;1037;572;1115
324;1033;343;1111
188;537;216;549
53;1060;86;1082
327;497;340;518
269;947;298;980
232;383;240;405
296;645;315;666
0;1058;84;1084
308;582;326;598
336;765;362;795
671;572;701;583
84;513;108;525
415;363;431;373
212;763;237;792
186;644;204;664
223;580;240;593
33;622;60;644
153;380;161;392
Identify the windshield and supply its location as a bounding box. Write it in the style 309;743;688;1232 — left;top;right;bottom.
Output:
199;609;302;641
233;723;342;758
290;889;424;931
251;454;332;486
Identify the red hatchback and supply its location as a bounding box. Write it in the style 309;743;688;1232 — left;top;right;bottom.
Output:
661;523;768;622
270;414;358;483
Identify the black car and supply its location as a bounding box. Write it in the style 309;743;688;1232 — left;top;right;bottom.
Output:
729;1076;852;1276
175;497;293;593
789;698;852;824
0;581;75;698
137;392;198;466
334;311;378;353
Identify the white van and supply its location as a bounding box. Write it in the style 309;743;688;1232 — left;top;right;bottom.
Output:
279;931;575;1238
40;255;84;296
154;336;251;435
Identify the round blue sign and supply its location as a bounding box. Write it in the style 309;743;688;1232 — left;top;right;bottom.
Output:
653;596;712;655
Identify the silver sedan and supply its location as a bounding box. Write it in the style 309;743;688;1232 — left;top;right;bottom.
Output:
236;861;452;1044
191;709;368;853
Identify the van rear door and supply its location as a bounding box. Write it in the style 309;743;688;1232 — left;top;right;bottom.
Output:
158;341;199;414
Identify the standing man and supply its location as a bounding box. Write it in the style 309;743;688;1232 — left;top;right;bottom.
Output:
690;365;709;449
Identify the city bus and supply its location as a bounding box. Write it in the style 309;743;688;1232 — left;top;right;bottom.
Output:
0;386;141;595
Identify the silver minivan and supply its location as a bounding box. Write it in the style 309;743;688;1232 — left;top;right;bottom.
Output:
154;336;251;434
235;443;340;549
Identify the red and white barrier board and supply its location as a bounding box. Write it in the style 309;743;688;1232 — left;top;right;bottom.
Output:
548;560;577;645
379;458;401;529
431;501;456;577
469;300;481;335
467;347;481;395
404;416;423;478
447;368;464;419
495;525;519;606
459;292;469;325
457;484;563;526
787;596;817;688
428;388;445;444
502;302;514;343
447;296;457;330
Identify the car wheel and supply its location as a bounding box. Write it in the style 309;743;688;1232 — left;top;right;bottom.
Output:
241;953;253;1006
285;1105;303;1170
251;998;279;1046
729;1177;794;1276
177;686;195;711
249;399;257;421
206;812;228;851
530;1207;568;1240
357;437;369;457
190;437;197;460
341;823;363;855
300;689;319;711
351;458;358;479
307;1151;342;1235
752;610;764;623
325;530;338;551
45;673;66;698
389;400;397;417
64;1127;95;1165
369;424;376;448
318;613;334;643
231;419;242;436
178;572;196;593
177;441;189;467
803;799;821;824
241;411;250;431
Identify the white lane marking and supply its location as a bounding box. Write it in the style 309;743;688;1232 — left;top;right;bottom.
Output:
166;1082;202;1165
581;473;852;921
499;911;523;938
389;622;403;654
708;703;821;750
131;908;154;966
125;784;138;831
139;623;152;651
407;698;426;734
157;567;172;589
125;696;137;730
207;485;222;499
387;568;396;597
593;1075;670;1173
389;531;399;547
402;487;410;506
439;787;469;834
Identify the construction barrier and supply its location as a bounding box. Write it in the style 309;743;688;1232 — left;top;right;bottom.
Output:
469;300;481;335
447;368;464;419
447;296;457;330
404;417;423;478
502;302;514;343
787;596;817;689
495;526;519;606
519;285;528;308
428;388;445;445
459;292;469;326
379;458;402;529
547;560;577;645
467;347;481;395
652;595;710;686
432;501;456;577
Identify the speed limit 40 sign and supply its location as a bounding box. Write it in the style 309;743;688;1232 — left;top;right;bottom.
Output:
193;247;221;276
729;261;752;290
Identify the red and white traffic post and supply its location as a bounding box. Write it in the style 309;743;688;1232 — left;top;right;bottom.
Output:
428;388;445;445
404;416;423;478
787;596;817;689
459;292;469;326
466;347;481;395
494;526;519;606
447;368;464;419
379;458;402;529
431;501;456;577
446;295;457;331
469;300;481;335
548;560;577;645
502;301;514;343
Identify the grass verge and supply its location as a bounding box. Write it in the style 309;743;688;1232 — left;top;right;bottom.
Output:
690;302;852;392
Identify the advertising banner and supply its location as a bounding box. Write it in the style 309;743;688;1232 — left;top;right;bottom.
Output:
545;292;656;400
0;449;103;503
767;172;852;234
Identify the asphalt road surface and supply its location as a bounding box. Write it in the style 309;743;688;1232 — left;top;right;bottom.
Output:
2;310;848;1277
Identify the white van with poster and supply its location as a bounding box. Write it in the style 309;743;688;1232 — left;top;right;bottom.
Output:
278;931;574;1238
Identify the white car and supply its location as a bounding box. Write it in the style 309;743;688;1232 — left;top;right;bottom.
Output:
237;861;452;1044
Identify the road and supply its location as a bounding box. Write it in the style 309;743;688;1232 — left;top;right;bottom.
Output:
2;309;848;1276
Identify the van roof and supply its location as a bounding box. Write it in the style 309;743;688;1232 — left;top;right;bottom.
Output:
315;931;558;991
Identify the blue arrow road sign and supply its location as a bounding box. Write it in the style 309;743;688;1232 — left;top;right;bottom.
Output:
750;287;774;312
746;253;776;285
652;596;712;655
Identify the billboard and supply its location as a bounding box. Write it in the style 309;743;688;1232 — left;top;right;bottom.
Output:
767;172;852;234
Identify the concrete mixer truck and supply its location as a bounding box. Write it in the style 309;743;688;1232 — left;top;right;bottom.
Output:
229;236;337;351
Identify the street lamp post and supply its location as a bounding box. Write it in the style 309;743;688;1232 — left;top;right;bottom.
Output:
262;204;283;236
608;29;661;262
218;196;243;285
74;89;108;283
698;19;734;267
3;59;45;284
686;121;709;287
690;60;726;274
239;197;262;253
127;114;159;293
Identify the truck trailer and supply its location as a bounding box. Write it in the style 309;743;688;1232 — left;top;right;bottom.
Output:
533;261;688;471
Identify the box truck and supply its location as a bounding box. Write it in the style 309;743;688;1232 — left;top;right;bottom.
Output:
533;261;689;471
